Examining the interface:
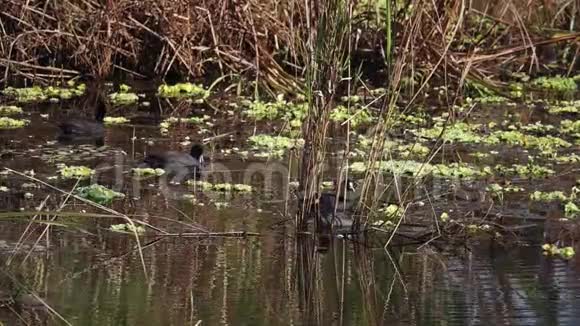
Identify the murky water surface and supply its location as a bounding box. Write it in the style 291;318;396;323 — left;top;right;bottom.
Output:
1;86;579;325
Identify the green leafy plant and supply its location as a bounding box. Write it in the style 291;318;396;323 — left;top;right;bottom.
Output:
76;184;125;204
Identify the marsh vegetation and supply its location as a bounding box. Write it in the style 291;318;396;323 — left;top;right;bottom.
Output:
1;0;580;325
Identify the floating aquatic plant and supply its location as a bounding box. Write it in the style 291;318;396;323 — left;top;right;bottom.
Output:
495;164;555;178
350;160;488;179
560;120;580;137
329;105;373;127
486;183;524;202
0;117;29;129
564;202;579;219
530;191;568;202
378;204;404;220
548;102;579;115
157;83;209;100
132;168;165;177
76;184;125;204
109;84;139;105
486;130;571;153
103;117;129;125
416;122;482;143
542;244;575;259
243;95;307;128
531;76;577;92
58;164;94;180
187;180;253;193
0;105;23;116
160;115;210;133
110;223;146;234
248;134;304;158
3;83;85;102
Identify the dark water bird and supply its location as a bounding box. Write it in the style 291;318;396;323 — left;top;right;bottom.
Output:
57;88;106;144
300;179;358;232
141;143;205;182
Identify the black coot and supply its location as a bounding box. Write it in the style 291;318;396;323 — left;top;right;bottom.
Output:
300;179;357;231
58;90;106;142
141;144;204;183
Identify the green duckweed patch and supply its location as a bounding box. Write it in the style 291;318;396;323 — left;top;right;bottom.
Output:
0;117;29;129
350;160;489;179
109;84;139;105
187;180;253;193
530;191;568;202
248;135;304;158
548;103;579;115
486;183;524;201
242;95;307;128
531;76;577;92
495;164;555;178
132;168;165;177
560;120;580;137
330;105;373;127
565;202;579;219
160;115;210;133
58;164;94;180
415;122;482;143
485;130;571;153
542;244;575;259
103;117;130;125
157;83;209;100
520;121;555;134
0;105;23;116
355;135;430;159
76;184;125;204
3;83;86;102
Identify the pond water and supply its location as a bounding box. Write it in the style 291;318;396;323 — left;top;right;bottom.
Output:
1;84;579;325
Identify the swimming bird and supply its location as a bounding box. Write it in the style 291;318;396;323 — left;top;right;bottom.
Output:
141;143;205;183
58;90;106;141
300;179;358;231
